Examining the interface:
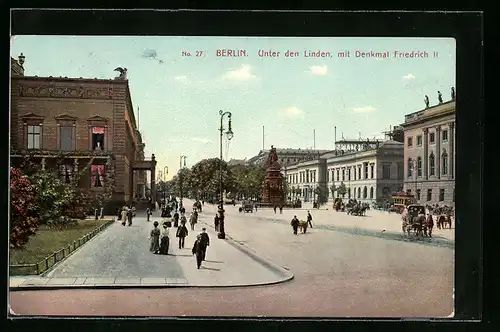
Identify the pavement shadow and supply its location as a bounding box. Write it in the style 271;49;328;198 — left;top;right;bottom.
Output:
204;260;223;263
201;266;221;271
172;254;192;257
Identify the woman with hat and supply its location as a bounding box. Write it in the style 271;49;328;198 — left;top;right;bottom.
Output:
159;221;170;255
149;221;161;254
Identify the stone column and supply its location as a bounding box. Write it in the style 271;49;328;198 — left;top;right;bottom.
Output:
423;128;429;179
41;157;46;170
435;126;441;179
449;122;455;179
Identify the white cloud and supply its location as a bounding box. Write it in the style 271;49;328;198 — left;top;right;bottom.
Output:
352;106;376;113
222;64;256;81
192;137;211;144
175;75;189;84
308;65;328;75
402;73;415;80
282;106;305;118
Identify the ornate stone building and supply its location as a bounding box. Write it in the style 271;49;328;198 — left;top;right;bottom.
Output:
9;54;156;211
400;90;455;205
284;138;404;203
248;148;330;167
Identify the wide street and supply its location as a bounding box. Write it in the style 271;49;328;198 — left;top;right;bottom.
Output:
10;199;454;317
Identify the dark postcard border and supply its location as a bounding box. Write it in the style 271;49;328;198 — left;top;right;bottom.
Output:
7;9;483;329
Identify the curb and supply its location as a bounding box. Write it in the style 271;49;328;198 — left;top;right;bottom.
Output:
200;220;294;281
9;277;293;291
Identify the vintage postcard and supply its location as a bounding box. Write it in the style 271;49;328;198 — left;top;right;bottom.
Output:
9;35;455;318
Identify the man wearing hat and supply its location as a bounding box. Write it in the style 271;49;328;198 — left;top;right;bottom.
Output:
198;227;210;261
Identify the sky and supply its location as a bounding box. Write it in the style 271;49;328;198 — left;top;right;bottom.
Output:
10;36;455;180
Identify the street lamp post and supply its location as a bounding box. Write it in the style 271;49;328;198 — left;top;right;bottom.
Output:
163;166;168;202
179;156;187;207
218;110;234;239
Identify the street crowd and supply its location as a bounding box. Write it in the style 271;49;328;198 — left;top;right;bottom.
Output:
146;197;210;269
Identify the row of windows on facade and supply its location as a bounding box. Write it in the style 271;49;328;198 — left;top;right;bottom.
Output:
407;151;449;177
58;164;106;188
407;129;449;148
287;169;318;184
292;185;378;199
407;188;455;202
26;124;105;151
287;163;404;184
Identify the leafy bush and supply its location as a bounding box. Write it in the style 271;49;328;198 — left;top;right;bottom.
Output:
10;168;40;248
29;170;74;226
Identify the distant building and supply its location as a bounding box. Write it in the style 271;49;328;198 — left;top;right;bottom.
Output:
400;94;455;205
227;158;248;167
248;148;330;167
284;138;404;203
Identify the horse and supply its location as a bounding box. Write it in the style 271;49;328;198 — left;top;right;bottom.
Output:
436;215;446;229
423;214;434;237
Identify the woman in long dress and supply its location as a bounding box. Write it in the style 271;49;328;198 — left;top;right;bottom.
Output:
159;221;170;255
149;221;160;254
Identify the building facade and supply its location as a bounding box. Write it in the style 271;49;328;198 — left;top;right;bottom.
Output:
401;97;455;205
248;148;330;167
284;139;404;204
10;55;156;210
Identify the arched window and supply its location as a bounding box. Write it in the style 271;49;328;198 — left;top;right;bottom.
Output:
348;187;351;198
363;186;367;198
429;152;435;176
417;156;422;177
357;187;361;198
382;186;390;197
407;158;413;177
442;150;448;175
370;187;374;199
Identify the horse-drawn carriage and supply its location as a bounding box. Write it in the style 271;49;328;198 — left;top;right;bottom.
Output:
239;201;254;213
427;205;453;229
345;200;369;216
401;204;434;237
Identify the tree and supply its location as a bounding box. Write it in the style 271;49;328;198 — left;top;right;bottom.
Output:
337;181;347;198
314;185;329;206
29;170;75;226
330;183;336;198
10;168;39;248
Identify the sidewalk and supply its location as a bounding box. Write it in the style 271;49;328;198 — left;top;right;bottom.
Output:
9;215;292;290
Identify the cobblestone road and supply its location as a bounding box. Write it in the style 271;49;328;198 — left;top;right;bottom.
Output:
10;199;454;317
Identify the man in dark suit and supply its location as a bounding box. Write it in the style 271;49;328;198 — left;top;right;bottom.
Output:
199;228;210;261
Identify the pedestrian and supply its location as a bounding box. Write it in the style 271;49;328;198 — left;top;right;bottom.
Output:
180;206;186;215
198;227;210;261
192;235;203;269
290;215;299;235
117;208;122;221
214;214;220;232
176;221;189;249
274;206;277;214
307;211;313;228
121;207;128;226
279;205;283;214
189;212;197;231
149;221;160;254
173;211;180;227
180;214;187;227
202;200;205;206
159;221;170;255
146;207;151;221
254;203;258;212
127;207;133;226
